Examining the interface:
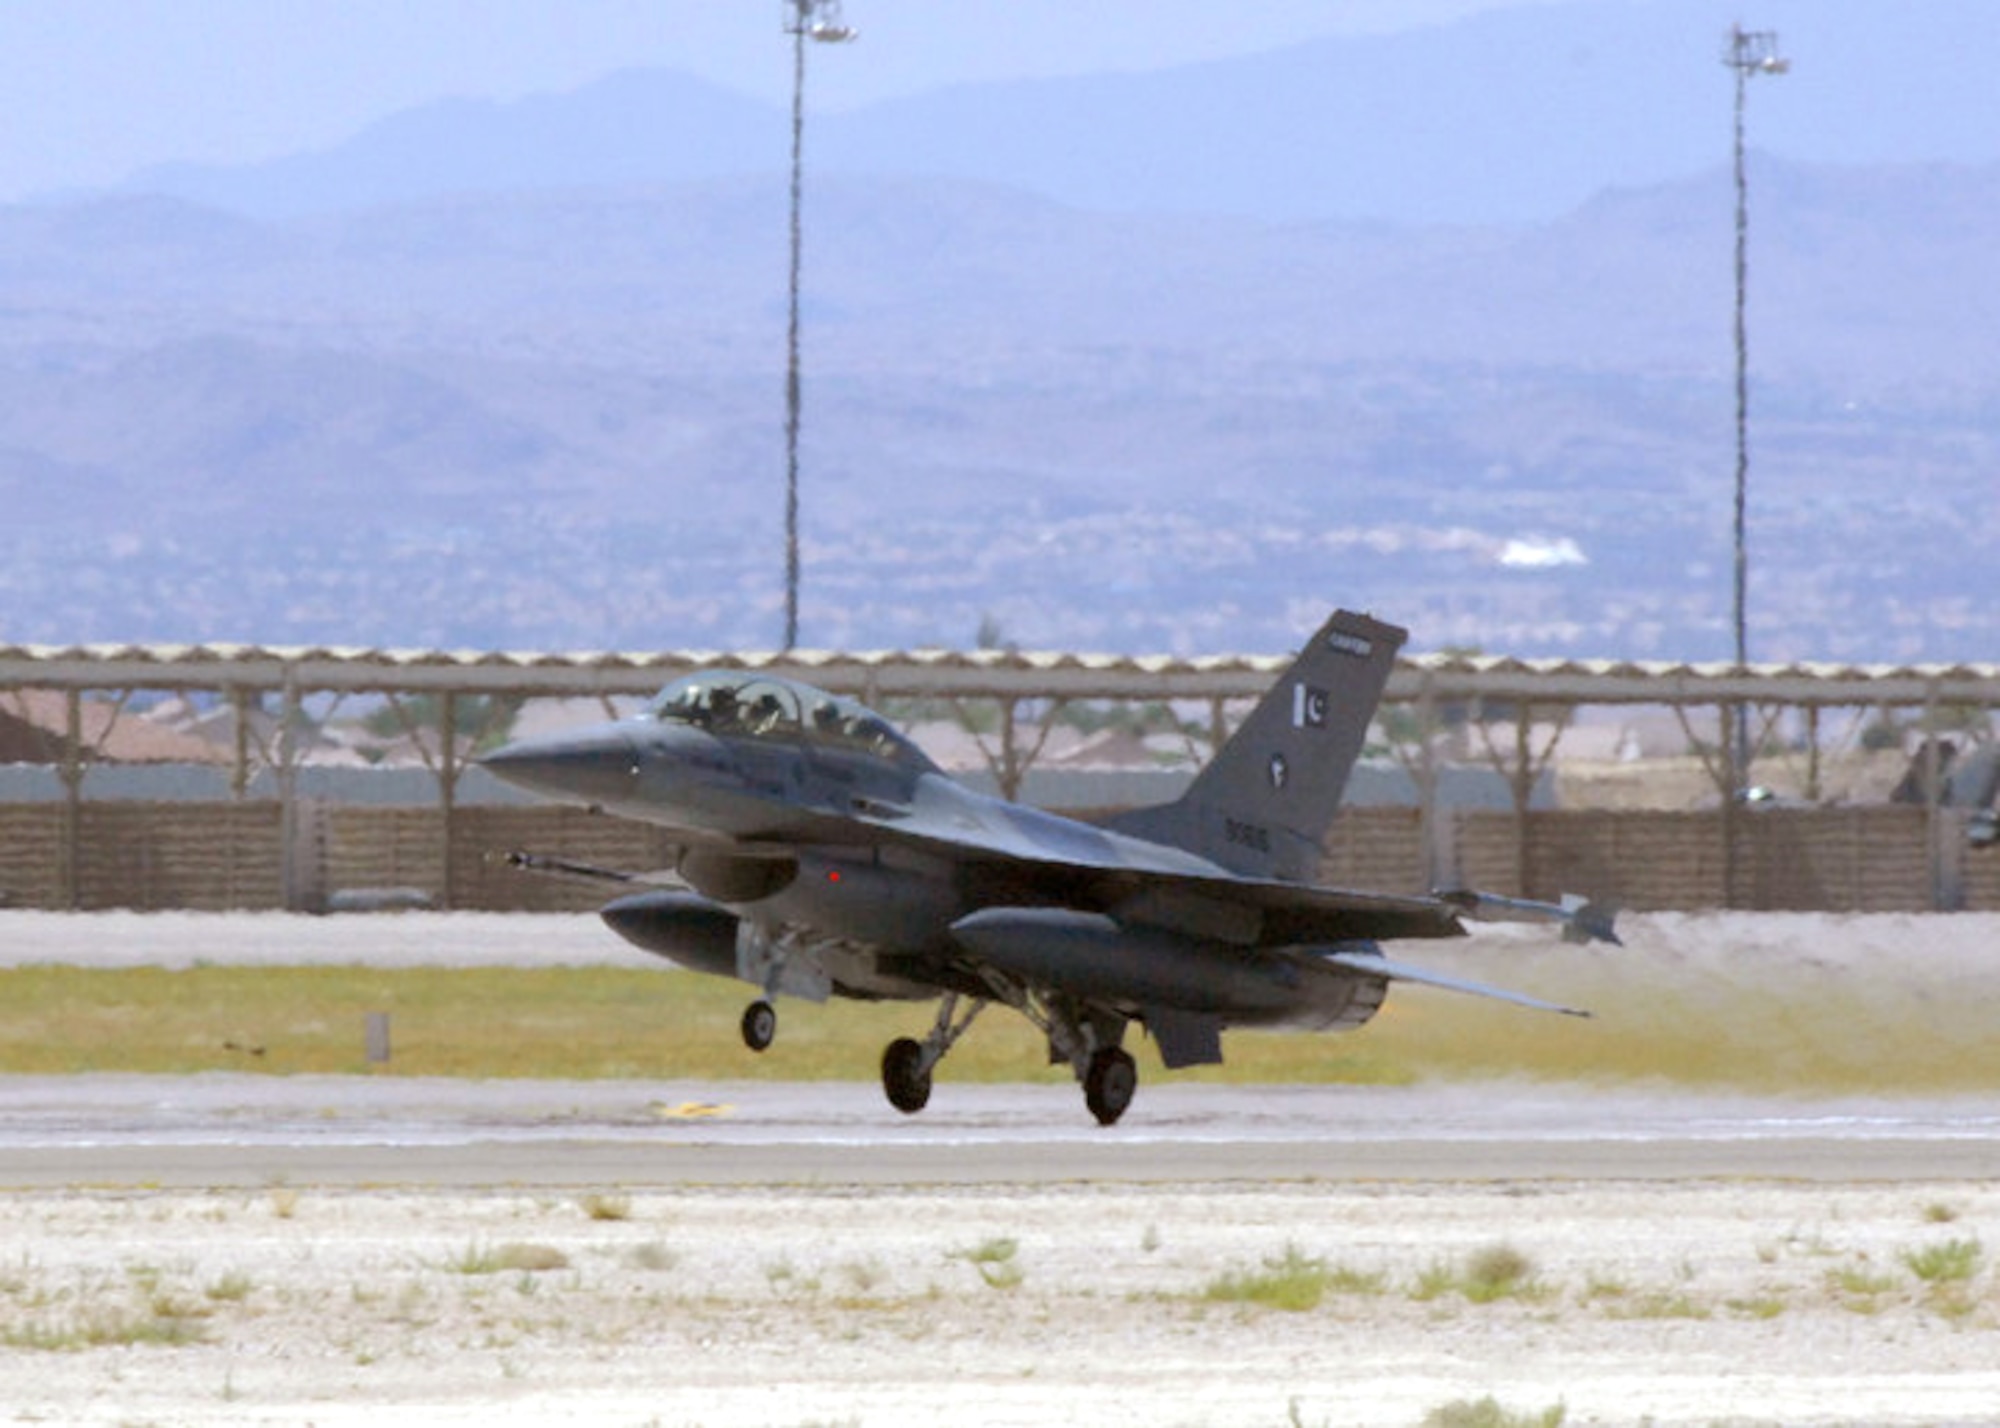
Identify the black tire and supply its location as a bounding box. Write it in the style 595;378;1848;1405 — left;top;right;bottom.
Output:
881;1036;933;1114
741;1000;777;1053
1084;1047;1137;1126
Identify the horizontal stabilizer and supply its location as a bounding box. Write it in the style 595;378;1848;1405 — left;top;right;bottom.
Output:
1319;950;1591;1018
1435;888;1622;946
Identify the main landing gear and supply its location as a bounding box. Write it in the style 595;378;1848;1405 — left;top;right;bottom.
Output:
737;983;1140;1125
1082;1045;1137;1126
878;989;1139;1127
879;993;986;1117
880;1037;932;1113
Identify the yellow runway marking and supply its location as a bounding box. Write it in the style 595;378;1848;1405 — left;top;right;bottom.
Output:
649;1101;734;1120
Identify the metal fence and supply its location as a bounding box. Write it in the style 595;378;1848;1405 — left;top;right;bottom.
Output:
3;802;1991;915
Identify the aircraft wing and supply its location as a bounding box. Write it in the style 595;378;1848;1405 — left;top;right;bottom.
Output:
841;780;1618;951
831;791;1466;945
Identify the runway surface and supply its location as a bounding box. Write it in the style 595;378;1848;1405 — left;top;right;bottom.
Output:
5;1074;1997;1188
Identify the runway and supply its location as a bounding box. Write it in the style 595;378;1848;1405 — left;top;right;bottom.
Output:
4;1074;1997;1188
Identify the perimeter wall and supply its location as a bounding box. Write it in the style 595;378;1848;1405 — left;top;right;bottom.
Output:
2;803;1994;914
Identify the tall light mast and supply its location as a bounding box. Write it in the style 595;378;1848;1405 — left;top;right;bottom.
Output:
1722;24;1787;794
781;0;857;651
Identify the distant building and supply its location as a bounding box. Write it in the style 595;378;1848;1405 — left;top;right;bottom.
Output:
0;691;225;766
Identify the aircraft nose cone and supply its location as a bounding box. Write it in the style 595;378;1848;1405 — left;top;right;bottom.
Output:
478;725;639;805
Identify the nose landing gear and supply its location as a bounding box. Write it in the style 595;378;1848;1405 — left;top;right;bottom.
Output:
740;999;777;1052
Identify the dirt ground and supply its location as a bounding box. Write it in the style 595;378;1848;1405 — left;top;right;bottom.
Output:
4;1179;2000;1427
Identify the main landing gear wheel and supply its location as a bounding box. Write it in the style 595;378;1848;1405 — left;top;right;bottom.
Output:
1084;1047;1137;1126
740;1000;777;1053
881;1037;933;1114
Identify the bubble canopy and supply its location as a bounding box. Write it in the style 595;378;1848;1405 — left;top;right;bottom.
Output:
645;672;939;774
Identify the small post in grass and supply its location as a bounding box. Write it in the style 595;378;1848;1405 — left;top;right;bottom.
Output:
365;1012;392;1065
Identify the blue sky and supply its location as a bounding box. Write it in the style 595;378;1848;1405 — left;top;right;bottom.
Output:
0;0;1549;201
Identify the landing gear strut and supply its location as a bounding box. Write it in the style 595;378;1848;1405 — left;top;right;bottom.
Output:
876;982;1142;1126
740;999;777;1053
878;993;987;1116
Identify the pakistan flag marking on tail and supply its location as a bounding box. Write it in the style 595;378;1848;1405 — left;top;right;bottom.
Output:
1107;609;1407;882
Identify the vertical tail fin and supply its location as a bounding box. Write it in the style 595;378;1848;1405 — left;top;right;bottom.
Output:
1108;610;1406;881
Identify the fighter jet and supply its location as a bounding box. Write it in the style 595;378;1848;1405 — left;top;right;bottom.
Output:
481;610;1608;1125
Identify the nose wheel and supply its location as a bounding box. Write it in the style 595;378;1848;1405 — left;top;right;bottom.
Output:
740;999;777;1053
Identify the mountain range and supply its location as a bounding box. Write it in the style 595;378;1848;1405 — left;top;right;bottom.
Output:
112;1;2000;228
3;12;1996;664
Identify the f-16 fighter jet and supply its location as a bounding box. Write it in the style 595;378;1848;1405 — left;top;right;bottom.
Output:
482;610;1607;1125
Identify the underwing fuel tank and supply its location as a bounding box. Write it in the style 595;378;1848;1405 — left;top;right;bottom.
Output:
599;890;740;980
948;907;1386;1030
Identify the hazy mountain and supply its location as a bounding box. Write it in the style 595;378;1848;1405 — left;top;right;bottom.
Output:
4;151;1995;661
124;70;787;221
111;1;2000;227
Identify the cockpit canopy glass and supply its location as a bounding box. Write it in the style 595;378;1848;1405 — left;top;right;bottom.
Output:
646;673;938;773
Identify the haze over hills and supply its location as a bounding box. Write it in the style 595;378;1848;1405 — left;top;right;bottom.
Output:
3;2;1996;663
111;1;2000;227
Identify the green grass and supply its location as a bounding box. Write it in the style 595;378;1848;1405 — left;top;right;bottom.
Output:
2;1305;212;1352
1422;1400;1566;1428
1202;1244;1380;1312
1415;1243;1542;1305
0;964;1413;1082
1901;1237;1982;1285
2;956;1997;1090
953;1236;1025;1290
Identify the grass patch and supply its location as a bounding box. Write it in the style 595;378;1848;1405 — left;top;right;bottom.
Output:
1826;1261;1898;1313
0;964;1405;1082
1901;1237;1982;1285
1203;1244;1381;1313
952;1236;1024;1291
1604;1290;1710;1320
5;950;1998;1089
1416;1243;1541;1305
203;1272;255;1304
446;1242;570;1275
1724;1294;1788;1320
1421;1398;1566;1428
578;1193;632;1222
3;1306;212;1352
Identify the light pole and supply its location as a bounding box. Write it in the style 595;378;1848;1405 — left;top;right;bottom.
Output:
1723;24;1787;794
781;0;857;652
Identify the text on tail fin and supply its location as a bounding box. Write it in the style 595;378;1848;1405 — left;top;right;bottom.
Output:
1109;609;1407;881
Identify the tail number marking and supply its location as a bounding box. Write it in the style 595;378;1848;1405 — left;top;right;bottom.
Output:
1224;817;1272;853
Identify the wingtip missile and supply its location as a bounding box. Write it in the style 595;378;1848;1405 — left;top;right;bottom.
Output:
1436;887;1622;947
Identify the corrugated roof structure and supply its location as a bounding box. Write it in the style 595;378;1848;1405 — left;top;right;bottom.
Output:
5;640;1998;708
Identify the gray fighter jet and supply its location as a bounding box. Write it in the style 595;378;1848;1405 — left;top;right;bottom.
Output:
482;610;1608;1125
